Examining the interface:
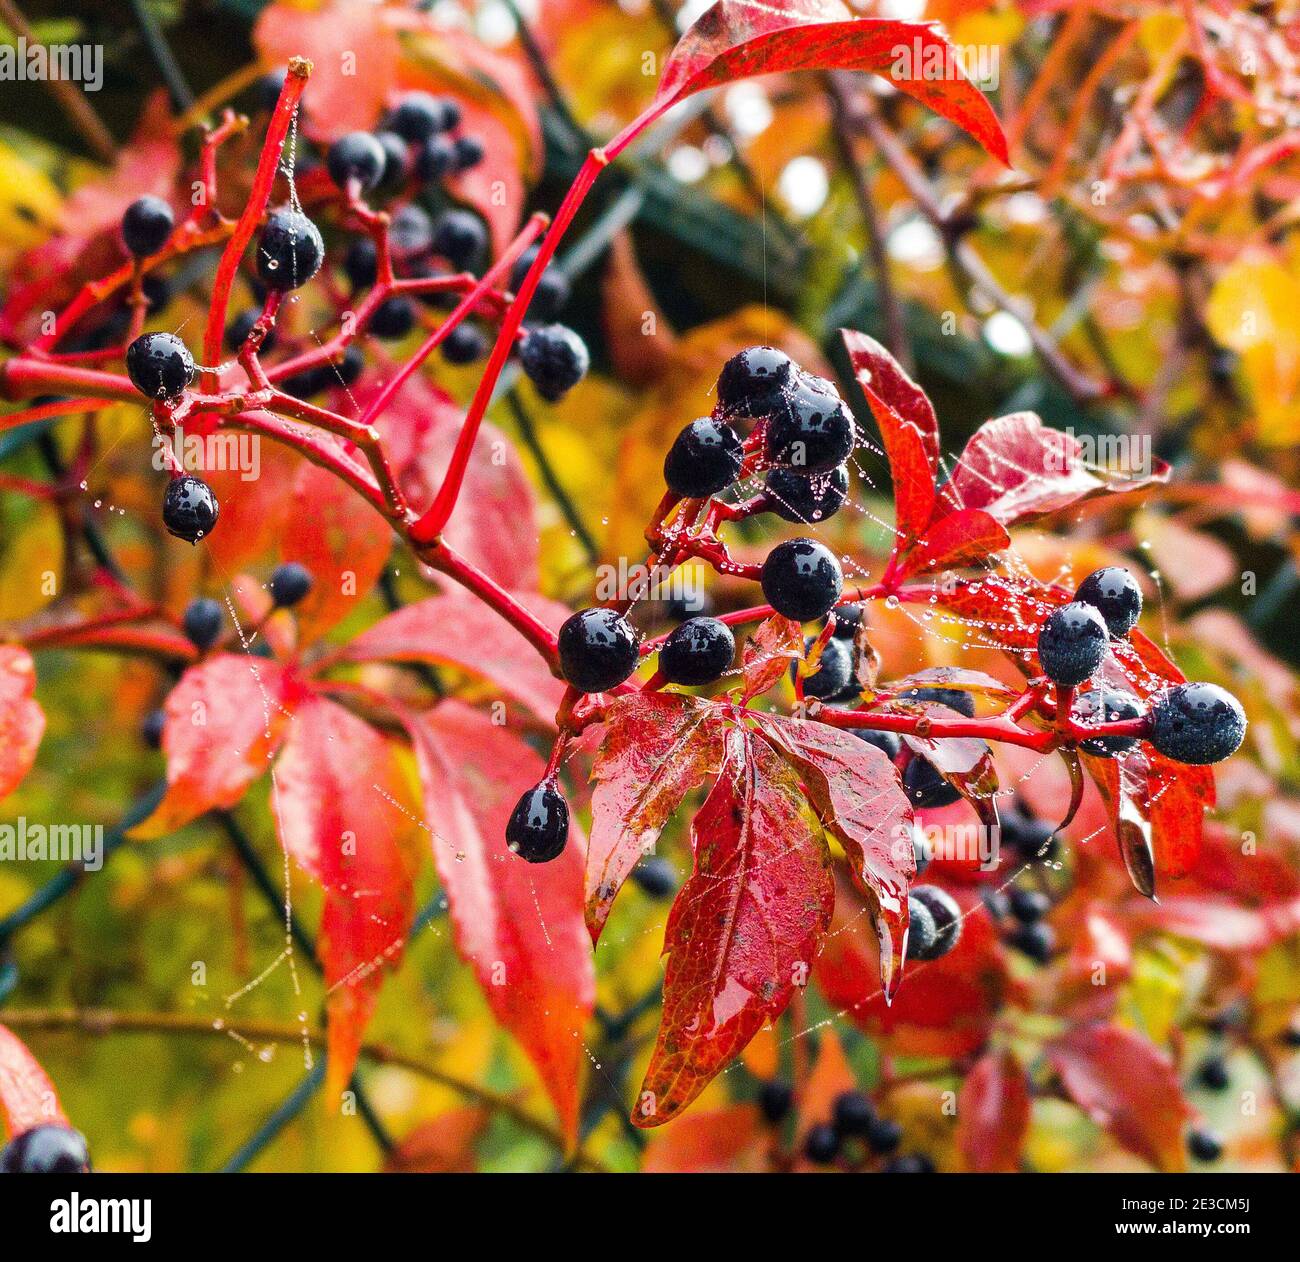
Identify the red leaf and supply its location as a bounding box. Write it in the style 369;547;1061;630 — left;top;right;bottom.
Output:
957;1049;1029;1172
635;726;833;1127
342;586;569;725
586;692;728;943
0;647;44;803
383;1107;490;1173
1048;1025;1191;1172
642;1104;767;1172
738;614;803;700
754;714;915;998
933;574;1071;652
842;330;940;469
0;1024;68;1138
1066;903;1133;989
654;4;1008;163
133;655;302;838
895;508;1010;580
407;702;594;1144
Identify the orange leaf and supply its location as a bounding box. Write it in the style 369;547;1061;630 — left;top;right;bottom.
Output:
0;647;43;803
0;1024;68;1138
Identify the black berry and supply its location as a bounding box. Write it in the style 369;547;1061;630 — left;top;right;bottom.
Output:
331;344;365;388
903;755;961;809
505;781;569;863
1197;1057;1230;1092
442;322;487;365
432;209;487;271
557;608;639;693
765;464;849;523
269;562;313;608
831;603;863;638
906;893;940;961
716;345;794;418
804;1123;840;1165
1008;920;1055;963
327;132;386;192
389;204;434;262
121;195;174;257
796;636;853;701
182;596;224;650
854;729;902;760
257;209;325;290
630;855;677;899
1037;601;1109;686
162;475;219;543
866;1116;903;1154
520;324;589;401
1148;682;1246;765
1009;886;1050;924
1187;1128;1223;1162
882;1152;933;1173
766;374;856;475
142;708;166;749
415;135;455;182
343;237;378;290
910;885;962;957
370;296;416;340
832;1091;876;1138
659;617;735;686
126;332;194;401
453;134;485;171
1074;687;1144;756
1076;566;1142;637
226;309;277;356
1001;805;1057;861
0;1125;90;1173
758;1079;793;1125
510;246;570;320
760;538;843;622
142;273;171;314
663;417;743;499
375;130;411;188
386;91;453;142
899;685;976;718
253;69;287;114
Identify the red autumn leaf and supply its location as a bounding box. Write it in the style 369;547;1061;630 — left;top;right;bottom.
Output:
0;647;44;803
132;655;302;838
407;702;593;1144
933;574;1071;652
585;691;728;943
884;666;1019;703
652;3;1008;164
642;1103;767;1173
199;440;304;574
737;614;803;700
754;713;915;998
370;375;540;590
342;585;569;725
0;1024;68;1138
1048;1024;1192;1172
895;507;1010;580
383;1107;490;1173
274;694;421;1098
1084;753;1157;898
842;330;941;468
1065;903;1133;989
937;411;1169;526
636;726;833;1127
957;1048;1030;1172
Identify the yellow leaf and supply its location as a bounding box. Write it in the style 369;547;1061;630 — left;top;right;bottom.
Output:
0;504;63;619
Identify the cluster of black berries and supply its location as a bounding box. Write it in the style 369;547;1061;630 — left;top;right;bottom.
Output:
983;876;1055;964
757;1082;929;1170
1035;566;1246;766
0;1125;90;1173
906;883;962;962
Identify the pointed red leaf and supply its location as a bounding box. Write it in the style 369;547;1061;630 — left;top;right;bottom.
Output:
842;330;940;468
0;1024;68;1138
895;507;1010;580
653;4;1007;163
957;1049;1030;1172
754;713;914;998
342;585;569;725
635;726;833;1127
132;655;302;838
738;614;803;700
408;702;594;1144
586;692;728;943
1048;1024;1191;1172
0;647;44;803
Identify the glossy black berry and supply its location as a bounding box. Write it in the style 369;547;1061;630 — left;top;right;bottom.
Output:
453;134;485;171
630;855;677;899
370;296;415;340
765;464;849;524
127;332;195;401
760;538;843;622
1037;601;1109;686
1075;687;1144;756
866;1116;903;1154
758;1079;793;1125
832;1091;875;1138
899;685;976;718
510;246;570;320
831;603;863;639
415;135;455;182
121;195;174;257
442;322;487;365
1003;813;1057;862
663;417;743;499
331;344;365;388
257;209;325;291
226;308;277;356
389;204;434;261
1009;886;1050;924
882;1152;933;1173
1187;1128;1223;1162
520;324;589;402
269;562;313;608
0;1125;90;1173
1197;1057;1230;1092
505;781;569;863
375;130;412;188
796;636;853;701
141;707;166;749
182;596;224;650
432;209;487;271
804;1123;840;1165
142;273;171;314
343;237;378;290
1008;920;1055;963
659;617;735;686
327;132;386;192
716;345;794;418
766;374;856;475
558;608;639;693
282;364;331;399
910;885;962;957
162;475;219;544
1076;566;1142;637
853;729;902;760
903;756;961;809
906;894;940;961
1148;682;1246;765
386;91;453;142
